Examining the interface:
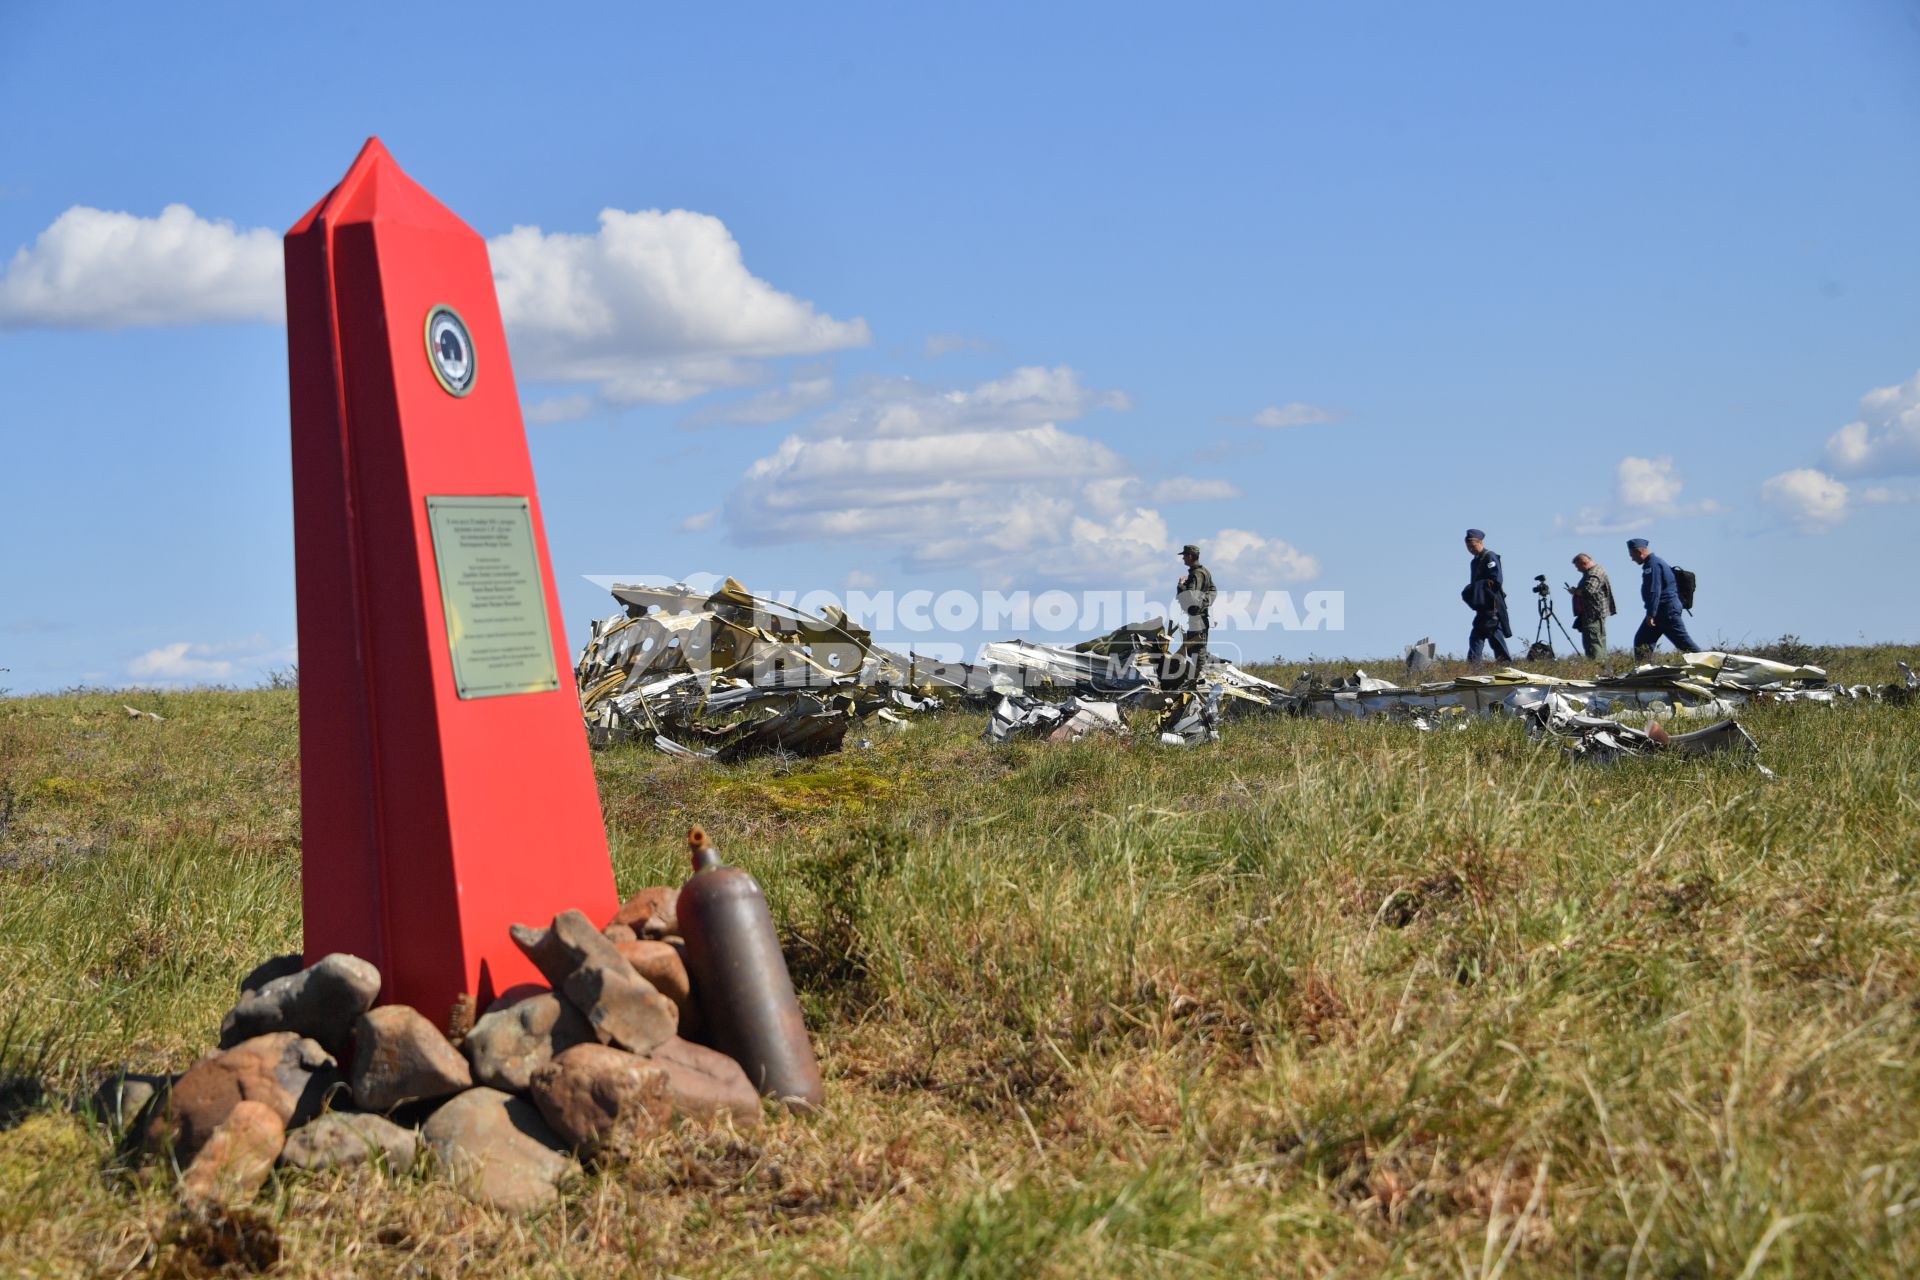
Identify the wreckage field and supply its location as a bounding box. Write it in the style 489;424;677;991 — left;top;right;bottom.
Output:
2;643;1918;1276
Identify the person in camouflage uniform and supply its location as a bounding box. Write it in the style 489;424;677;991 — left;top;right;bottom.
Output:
1568;552;1616;659
1174;543;1216;684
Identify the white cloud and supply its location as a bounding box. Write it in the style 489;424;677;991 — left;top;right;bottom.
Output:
1558;455;1723;535
728;367;1131;556
578;356;765;405
680;375;836;429
1252;402;1344;428
127;635;294;684
1033;513;1317;586
0;201;866;409
1150;477;1243;502
0;204;283;328
799;365;1132;441
1861;484;1918;506
679;508;719;533
525;393;596;425
1761;468;1850;532
1557;507;1645;537
734;423;1126;552
842;569;880;590
1208;528;1320;583
722;367;1318;588
129;643;236;681
1052;507;1175;579
1823;370;1920;478
1615;455;1683;509
489;209;869;404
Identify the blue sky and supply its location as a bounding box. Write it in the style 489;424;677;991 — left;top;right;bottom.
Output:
2;2;1917;691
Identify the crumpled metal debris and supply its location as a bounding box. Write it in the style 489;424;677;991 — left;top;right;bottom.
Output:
1294;651;1847;723
986;694;1128;744
578;581;1303;759
977;623;1168;694
974;623;1292;712
577;580;1904;764
1156;684;1223;745
576;578;960;758
973;625;1286;747
1521;690;1773;775
1408;712;1471;732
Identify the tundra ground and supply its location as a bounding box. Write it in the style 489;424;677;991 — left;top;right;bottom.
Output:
1;646;1916;1277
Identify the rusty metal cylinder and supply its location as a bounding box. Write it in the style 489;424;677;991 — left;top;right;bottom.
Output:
677;830;824;1112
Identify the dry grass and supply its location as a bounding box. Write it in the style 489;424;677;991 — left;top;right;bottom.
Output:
1;645;1917;1276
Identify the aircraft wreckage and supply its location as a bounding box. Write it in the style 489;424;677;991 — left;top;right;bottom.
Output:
573;579;1914;765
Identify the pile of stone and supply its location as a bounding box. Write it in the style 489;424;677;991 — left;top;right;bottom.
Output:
109;887;766;1214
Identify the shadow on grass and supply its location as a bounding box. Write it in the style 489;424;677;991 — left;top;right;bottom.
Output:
782;823;907;1012
0;1005;66;1131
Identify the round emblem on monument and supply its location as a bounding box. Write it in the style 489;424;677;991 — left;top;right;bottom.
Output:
424;305;477;397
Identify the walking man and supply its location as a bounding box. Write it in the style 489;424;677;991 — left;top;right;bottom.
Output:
1627;537;1700;658
1568;552;1616;659
1461;528;1512;665
1174;543;1216;683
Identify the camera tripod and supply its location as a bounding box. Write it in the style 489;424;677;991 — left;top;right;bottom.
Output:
1528;579;1578;659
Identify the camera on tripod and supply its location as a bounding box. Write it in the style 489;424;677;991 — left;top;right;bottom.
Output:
1526;573;1575;659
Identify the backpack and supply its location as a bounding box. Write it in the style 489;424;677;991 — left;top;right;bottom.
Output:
1672;567;1697;613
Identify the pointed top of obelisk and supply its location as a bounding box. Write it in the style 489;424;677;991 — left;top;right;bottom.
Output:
286;137;474;240
339;135;397;187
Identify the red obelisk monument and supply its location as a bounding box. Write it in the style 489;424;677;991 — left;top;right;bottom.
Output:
283;138;617;1023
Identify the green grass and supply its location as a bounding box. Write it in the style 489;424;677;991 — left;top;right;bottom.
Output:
1;647;1917;1276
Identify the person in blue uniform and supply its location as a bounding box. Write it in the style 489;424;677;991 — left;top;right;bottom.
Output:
1461;528;1512;665
1627;537;1699;658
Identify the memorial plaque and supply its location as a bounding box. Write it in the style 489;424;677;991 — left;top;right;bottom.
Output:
426;496;560;699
